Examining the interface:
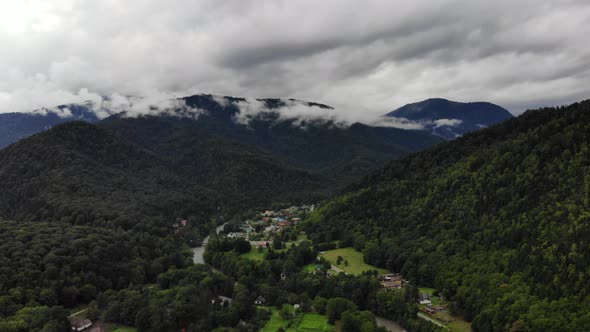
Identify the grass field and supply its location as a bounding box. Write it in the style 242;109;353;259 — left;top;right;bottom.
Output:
260;306;334;332
319;248;389;275
448;319;472;332
242;245;290;261
242;247;267;261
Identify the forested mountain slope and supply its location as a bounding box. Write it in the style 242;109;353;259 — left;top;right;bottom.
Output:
0;94;443;186
97;115;331;203
306;100;590;331
100;94;444;183
0;121;329;230
0;121;220;230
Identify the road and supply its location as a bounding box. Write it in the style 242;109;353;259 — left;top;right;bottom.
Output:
69;308;88;318
192;223;227;264
417;312;446;328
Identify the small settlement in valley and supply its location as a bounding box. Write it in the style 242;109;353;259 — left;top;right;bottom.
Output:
223;205;314;256
212;204;468;331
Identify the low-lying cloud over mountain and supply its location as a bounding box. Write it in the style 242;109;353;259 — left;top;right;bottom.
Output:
1;0;589;120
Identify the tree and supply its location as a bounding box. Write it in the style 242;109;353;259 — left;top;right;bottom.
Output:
326;298;357;324
313;297;328;315
60;286;79;307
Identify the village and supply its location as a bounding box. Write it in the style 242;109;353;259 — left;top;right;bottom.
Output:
224;204;312;247
68;204;466;332
215;204;462;331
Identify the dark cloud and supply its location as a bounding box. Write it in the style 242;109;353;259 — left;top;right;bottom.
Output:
0;0;589;120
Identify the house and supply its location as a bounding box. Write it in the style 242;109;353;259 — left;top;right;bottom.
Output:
265;225;279;233
180;219;188;226
277;221;289;228
425;307;436;314
432;305;448;312
418;293;432;305
227;232;245;239
379;273;405;290
382;279;403;290
70;317;92;331
292;218;302;224
240;224;255;233
378;273;401;281
254;295;267;305
262;217;271;223
251;241;270;249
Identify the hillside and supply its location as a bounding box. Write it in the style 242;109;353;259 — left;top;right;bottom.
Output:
387;98;513;139
0;121;219;230
97;115;331;203
306;100;590;331
0;121;328;235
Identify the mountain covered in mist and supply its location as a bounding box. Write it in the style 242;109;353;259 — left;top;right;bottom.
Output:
100;94;443;182
387;98;513;139
0;94;444;181
0;94;445;238
306;100;590;330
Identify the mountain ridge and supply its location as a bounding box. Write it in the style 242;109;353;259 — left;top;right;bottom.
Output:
386;98;514;139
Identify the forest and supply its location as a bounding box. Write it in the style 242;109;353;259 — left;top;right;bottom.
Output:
0;220;194;331
304;100;590;331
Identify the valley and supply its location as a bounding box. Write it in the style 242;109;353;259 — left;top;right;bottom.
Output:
0;99;588;332
1;2;589;331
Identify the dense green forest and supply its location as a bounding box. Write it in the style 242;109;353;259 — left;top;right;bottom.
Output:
98;115;331;205
0;121;327;234
0;220;192;331
305;100;590;331
0;122;217;231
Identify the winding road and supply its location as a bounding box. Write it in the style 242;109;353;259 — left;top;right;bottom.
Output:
192;223;227;264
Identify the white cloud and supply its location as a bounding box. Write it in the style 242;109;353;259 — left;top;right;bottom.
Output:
433;119;463;127
0;0;589;117
365;116;426;130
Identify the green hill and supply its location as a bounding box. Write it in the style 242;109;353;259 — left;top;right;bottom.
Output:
305;100;590;331
0;121;330;230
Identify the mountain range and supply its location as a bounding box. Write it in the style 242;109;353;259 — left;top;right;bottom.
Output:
0;94;445;231
0;95;512;150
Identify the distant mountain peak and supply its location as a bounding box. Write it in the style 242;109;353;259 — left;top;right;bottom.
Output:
386;98;513;140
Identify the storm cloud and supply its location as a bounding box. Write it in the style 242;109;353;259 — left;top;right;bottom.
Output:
0;0;589;121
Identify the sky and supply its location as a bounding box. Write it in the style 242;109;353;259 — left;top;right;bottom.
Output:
0;0;589;120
